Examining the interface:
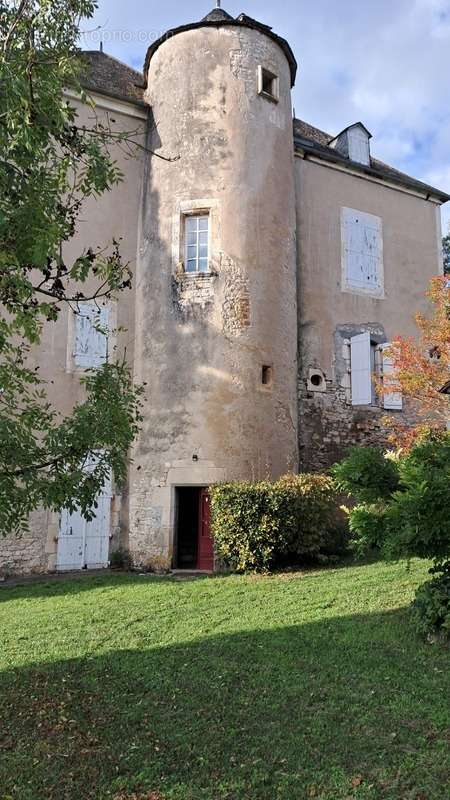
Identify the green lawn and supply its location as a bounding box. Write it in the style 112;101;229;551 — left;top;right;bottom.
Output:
0;561;448;800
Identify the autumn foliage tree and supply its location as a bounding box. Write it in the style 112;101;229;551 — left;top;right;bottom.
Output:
380;276;450;448
443;231;450;274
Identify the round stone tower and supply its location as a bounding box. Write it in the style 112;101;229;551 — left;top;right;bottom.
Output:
129;7;299;569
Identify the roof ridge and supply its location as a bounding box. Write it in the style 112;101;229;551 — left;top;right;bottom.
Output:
81;50;143;80
294;119;450;202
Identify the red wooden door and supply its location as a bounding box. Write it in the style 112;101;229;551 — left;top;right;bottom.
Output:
197;489;214;571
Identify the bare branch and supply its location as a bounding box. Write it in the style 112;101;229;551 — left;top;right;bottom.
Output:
2;0;30;54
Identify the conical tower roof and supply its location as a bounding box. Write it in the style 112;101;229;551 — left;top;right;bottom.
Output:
144;8;297;87
202;7;234;23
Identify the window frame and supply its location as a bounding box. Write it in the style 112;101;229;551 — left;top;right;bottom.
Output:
341;207;384;298
261;365;274;388
348;334;402;409
257;66;280;103
71;302;110;371
183;212;210;274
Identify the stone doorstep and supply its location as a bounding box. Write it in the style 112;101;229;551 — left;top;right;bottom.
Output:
170;569;214;578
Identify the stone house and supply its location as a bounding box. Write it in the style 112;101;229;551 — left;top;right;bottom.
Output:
1;6;448;575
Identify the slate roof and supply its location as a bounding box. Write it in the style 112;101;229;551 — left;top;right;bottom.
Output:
202;8;234;23
294;118;450;203
77;51;450;204
143;10;298;87
79;51;145;106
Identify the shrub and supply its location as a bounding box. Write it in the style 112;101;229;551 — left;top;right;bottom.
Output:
109;549;133;571
332;446;399;504
333;434;450;564
383;433;450;561
319;519;352;560
411;564;450;641
209;481;284;573
209;474;337;573
347;503;388;555
276;473;336;558
333;433;450;641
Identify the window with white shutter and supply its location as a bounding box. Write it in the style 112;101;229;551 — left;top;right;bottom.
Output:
74;303;109;368
347;127;371;165
350;331;372;406
381;343;403;410
342;208;384;296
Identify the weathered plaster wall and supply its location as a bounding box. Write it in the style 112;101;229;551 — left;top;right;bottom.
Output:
295;156;443;469
0;96;145;575
129;25;299;566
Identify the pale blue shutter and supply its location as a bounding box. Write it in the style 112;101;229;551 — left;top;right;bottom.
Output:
343;209;382;292
351;332;372;406
74;304;109;368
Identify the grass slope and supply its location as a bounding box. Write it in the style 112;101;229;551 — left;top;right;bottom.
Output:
0;561;448;800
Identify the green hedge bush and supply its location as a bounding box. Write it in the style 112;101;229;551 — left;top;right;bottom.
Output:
332;433;450;639
411;564;450;641
332;434;450;563
332;446;400;504
209;473;337;573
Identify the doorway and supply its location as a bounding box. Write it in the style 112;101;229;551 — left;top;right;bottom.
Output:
175;487;214;571
57;469;112;571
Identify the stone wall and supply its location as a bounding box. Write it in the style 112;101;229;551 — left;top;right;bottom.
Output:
0;510;50;576
298;382;390;471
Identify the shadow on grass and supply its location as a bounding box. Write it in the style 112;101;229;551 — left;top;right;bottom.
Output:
0;609;449;800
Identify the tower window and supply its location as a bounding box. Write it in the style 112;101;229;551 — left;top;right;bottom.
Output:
261;365;273;387
258;66;279;102
185;214;209;273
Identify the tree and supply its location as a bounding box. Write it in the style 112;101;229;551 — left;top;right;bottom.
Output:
378;276;450;448
443;231;450;275
332;435;450;639
0;1;144;536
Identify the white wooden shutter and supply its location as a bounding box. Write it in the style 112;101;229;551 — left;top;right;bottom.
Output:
351;332;372;406
74;304;109;368
382;343;403;410
348;127;370;165
92;306;109;366
343;208;383;293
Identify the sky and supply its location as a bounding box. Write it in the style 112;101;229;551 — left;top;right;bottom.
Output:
82;0;450;233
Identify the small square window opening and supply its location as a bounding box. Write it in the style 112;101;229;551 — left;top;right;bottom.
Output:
262;365;273;386
258;67;279;102
184;214;209;273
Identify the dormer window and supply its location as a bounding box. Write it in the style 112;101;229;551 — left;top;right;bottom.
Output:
258;66;279;102
329;123;372;166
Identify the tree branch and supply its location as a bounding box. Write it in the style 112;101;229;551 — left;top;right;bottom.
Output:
2;0;30;54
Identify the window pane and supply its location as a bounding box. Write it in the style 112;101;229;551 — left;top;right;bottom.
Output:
199;258;208;272
187;245;198;259
199;231;208;245
198;216;209;231
187;232;197;246
186;259;197;272
186;217;197;232
199;244;208;258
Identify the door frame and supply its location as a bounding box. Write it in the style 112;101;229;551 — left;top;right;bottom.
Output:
57;503;112;571
57;467;113;572
172;485;214;571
